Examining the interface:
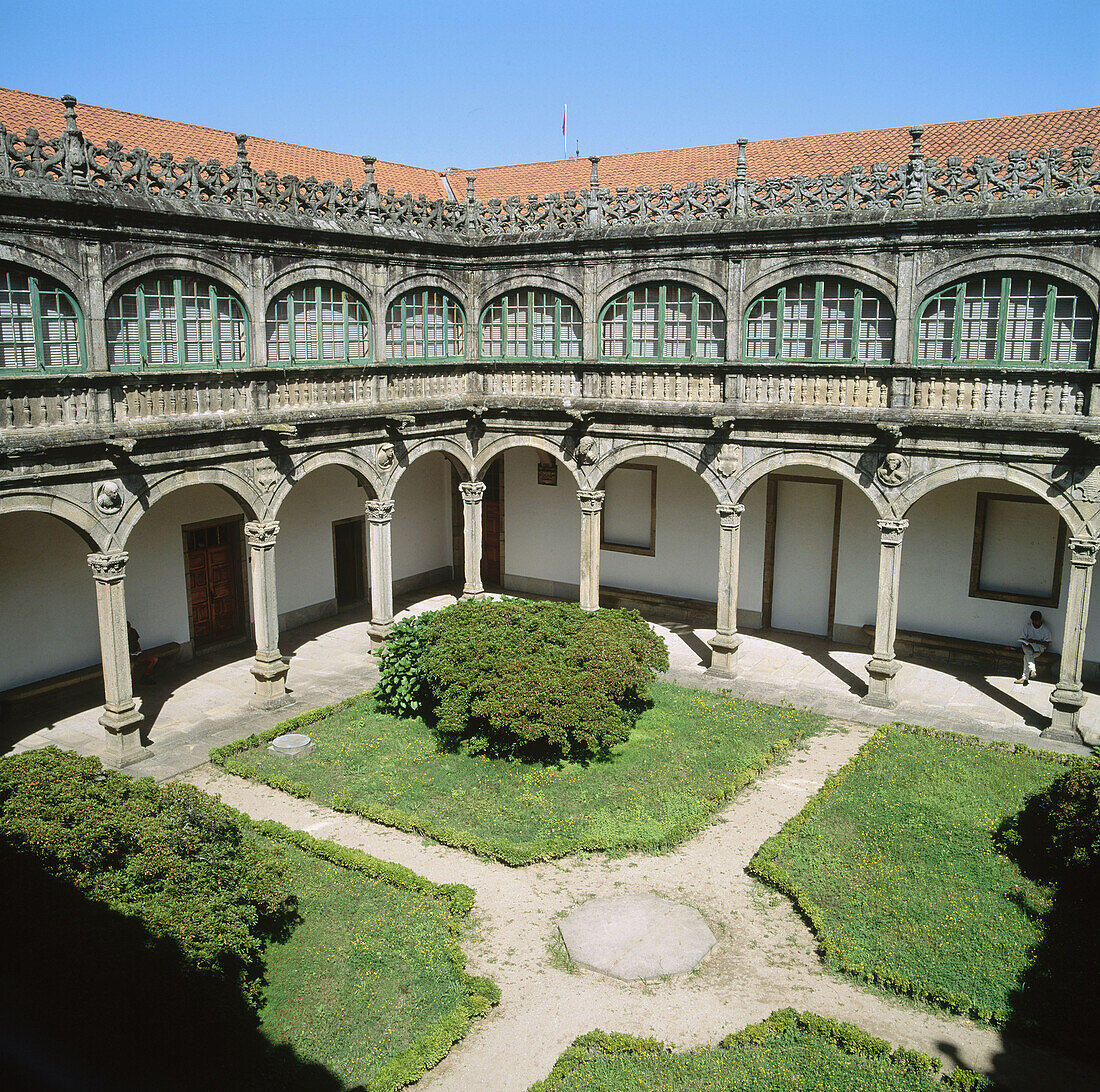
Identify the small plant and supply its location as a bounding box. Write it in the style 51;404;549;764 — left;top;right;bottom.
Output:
374;611;435;717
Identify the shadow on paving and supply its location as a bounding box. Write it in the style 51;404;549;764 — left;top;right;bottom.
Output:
0;848;345;1092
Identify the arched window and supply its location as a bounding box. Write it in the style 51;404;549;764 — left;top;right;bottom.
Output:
0;265;85;371
385;289;465;362
480;289;582;359
744;277;894;363
266;281;371;364
600;283;724;361
106;274;249;369
916;274;1095;367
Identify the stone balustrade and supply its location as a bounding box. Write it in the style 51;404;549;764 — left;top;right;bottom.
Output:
2;362;1096;439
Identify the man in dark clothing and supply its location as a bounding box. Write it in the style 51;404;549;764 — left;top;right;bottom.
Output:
128;622;158;685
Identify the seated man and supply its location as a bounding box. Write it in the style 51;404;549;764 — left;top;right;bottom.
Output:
128;622;159;686
1015;610;1052;686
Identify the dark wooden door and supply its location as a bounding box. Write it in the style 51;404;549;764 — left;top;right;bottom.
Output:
481;462;501;583
184;521;244;647
333;517;366;606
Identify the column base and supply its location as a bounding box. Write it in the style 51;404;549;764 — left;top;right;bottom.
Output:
249;655;293;711
706;633;742;679
460;585;487;600
99;702;147;768
861;656;900;709
368;620;394;648
1043;685;1087;743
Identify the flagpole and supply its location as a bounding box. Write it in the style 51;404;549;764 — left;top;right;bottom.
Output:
563;104;567;160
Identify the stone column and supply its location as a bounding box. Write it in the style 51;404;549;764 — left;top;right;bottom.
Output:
577;490;604;611
1045;536;1100;743
459;480;486;598
862;518;908;709
367;498;395;646
245;520;291;709
87;551;144;768
707;503;745;678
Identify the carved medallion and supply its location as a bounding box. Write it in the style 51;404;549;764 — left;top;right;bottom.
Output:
252;457;280;496
1070;465;1100;503
375;442;396;471
93;480;124;515
572;435;599;466
876;452;910;487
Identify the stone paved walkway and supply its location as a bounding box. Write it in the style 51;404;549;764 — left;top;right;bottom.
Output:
4;586;1091;781
185;724;1100;1092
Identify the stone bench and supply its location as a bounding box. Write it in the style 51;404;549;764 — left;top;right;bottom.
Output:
0;642;182;717
861;625;1058;680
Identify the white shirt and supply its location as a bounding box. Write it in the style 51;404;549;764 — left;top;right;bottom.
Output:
1020;620;1052;648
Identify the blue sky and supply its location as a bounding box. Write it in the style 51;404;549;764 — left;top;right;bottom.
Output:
4;0;1097;170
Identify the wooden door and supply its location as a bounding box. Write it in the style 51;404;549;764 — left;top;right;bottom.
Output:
184;521;244;647
481;462;502;583
333;517;366;606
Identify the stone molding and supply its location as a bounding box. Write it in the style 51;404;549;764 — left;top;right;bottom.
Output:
716;503;745;529
459;480;486;503
244;520;279;549
577;489;605;514
366;498;395;523
877;518;909;545
87;550;127;583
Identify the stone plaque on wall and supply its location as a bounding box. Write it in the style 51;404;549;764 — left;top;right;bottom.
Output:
537;456;558;486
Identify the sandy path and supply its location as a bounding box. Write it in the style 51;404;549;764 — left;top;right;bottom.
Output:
184;724;1098;1092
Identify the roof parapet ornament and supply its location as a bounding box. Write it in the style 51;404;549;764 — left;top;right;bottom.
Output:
362;155;376;189
589;155;600;188
59;94;88;187
904;126;926;208
234;134;253;205
735;138;748;216
465;175;479;238
587;156;603;228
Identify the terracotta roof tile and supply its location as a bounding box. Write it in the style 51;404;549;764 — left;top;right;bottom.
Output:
2;87;1097;207
0;86;448;200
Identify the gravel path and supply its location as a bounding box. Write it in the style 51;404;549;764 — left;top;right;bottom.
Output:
184;723;1099;1092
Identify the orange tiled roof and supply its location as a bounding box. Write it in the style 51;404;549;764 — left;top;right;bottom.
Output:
447;109;1100;200
1;87;1098;205
0;86;448;200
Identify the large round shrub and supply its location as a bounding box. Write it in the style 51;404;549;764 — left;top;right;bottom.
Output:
375;599;669;759
0;747;294;1008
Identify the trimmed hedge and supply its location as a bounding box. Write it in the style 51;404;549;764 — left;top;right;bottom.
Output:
375;599;669;760
747;724;1088;1024
250;820;497;1092
528;1009;996;1091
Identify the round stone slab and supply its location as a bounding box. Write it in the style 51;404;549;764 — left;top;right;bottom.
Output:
268;732;315;757
559;895;716;980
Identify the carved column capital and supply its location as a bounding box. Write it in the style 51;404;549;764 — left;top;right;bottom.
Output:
244;520;280;549
1067;536;1100;567
877;518;909;546
716;503;745;529
577;489;605;514
459;480;487;504
366;498;396;524
87;551;128;584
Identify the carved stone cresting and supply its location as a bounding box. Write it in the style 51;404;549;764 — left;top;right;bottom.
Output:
459;481;486;503
877;518;909;545
577;489;605;514
375;442;396;471
876;452;910;487
88;551;128;583
366;499;395;523
93;480;123;514
716;503;745;529
244;520;279;549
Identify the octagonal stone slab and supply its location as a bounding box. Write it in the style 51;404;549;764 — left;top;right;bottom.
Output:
558;895;716;980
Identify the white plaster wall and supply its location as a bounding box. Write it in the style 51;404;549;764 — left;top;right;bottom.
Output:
737;479;767;615
275;466;369;615
502;448;581;586
900;479;1100;658
833;483;880;632
600;460;718;600
0;512;102;688
126;485;247;652
392;455;452;581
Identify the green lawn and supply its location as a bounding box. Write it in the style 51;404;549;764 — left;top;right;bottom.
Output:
214;682;825;865
528;1010;990;1091
749;726;1097;1052
255;823;497;1091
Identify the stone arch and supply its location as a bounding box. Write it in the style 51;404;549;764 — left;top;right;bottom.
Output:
385;435;474;499
115;466;262;548
897;461;1088;537
0;243;87;313
730;450;891;517
474;273;583;321
472;433;581;486
913;253;1100;312
596;266;728;316
266;450;382;519
592;441;725;502
0;490;110;551
742;259;898;312
381;272;470;316
263;264;375;320
102;251;253;310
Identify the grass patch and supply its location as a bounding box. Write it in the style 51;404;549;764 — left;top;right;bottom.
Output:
748;725;1097;1055
527;1009;993;1091
212;682;825;866
254;821;498;1091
